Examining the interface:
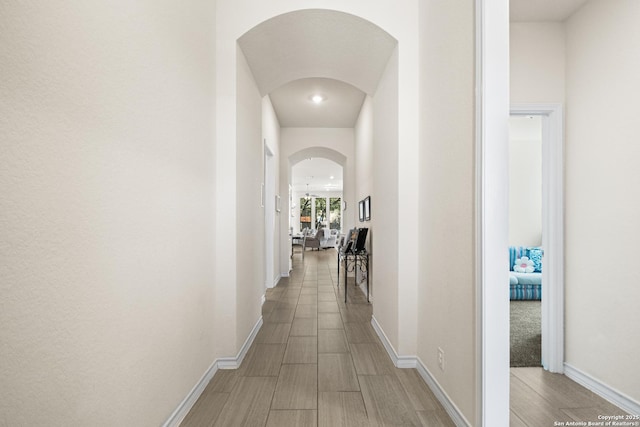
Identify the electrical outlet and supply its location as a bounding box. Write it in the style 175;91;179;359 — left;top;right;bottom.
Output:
437;347;445;372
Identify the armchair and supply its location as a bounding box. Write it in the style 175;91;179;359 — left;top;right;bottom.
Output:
303;228;323;252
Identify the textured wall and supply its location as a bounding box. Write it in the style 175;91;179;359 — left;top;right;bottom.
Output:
235;47;265;347
371;49;400;349
509;117;543;247
565;0;640;403
0;1;217;425
418;0;477;422
510;22;566;104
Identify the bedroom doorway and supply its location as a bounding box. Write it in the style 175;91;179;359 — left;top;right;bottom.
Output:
508;115;543;368
510;104;564;373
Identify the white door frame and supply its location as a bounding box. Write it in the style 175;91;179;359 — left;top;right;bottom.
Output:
264;141;275;289
511;104;565;373
476;0;510;425
477;1;566;422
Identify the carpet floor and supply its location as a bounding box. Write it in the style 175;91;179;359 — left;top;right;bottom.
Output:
510;300;541;367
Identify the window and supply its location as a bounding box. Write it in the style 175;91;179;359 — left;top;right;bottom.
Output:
300;197;311;230
330;197;341;230
315;197;327;229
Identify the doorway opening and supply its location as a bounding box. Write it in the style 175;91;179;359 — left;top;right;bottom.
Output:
264;143;276;289
291;157;344;236
508;115;543;368
510;104;564;373
287;148;348;265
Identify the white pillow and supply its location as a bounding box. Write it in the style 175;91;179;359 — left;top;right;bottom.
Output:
514;256;534;273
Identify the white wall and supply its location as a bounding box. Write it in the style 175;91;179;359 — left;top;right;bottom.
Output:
418;0;477;422
509;116;542;247
510;22;565;104
0;1;218;425
263;96;281;286
236;47;265;343
370;49;400;344
354;96;374;293
281;129;356;223
355;97;374;221
564;0;640;403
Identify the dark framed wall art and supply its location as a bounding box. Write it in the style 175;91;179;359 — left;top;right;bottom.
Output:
364;196;371;221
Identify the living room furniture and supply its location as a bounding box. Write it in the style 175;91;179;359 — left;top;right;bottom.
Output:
509;246;542;300
303;227;338;254
319;227;338;248
302;229;323;257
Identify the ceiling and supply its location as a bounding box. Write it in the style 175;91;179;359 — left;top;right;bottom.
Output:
243;5;586;162
291;158;343;195
238;9;396;128
239;4;592;128
510;0;589;22
237;9;397;97
269;78;366;128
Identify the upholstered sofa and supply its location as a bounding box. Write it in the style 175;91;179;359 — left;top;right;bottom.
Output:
509;246;542;300
320;228;339;248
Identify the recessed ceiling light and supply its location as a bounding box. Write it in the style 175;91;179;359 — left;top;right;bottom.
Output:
329;176;334;180
311;94;325;104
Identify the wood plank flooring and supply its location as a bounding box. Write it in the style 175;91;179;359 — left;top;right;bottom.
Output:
510;367;630;426
180;249;629;426
181;249;454;427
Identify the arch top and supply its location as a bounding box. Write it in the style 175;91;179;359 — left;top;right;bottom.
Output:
289;146;347;168
237;9;397;96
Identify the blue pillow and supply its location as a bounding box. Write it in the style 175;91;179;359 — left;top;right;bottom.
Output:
528;248;543;272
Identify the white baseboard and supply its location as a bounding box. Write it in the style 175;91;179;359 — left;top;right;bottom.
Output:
370;316;471;427
265;274;282;289
414;357;472;427
219;316;263;369
162;316;263;427
370;316;412;367
161;359;219;427
564;363;640;415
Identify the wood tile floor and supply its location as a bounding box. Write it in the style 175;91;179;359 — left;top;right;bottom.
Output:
181;249;454;427
180;249;630;426
510;367;630;427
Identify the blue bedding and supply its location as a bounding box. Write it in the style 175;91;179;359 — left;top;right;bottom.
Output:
509;246;542;300
510;272;541;300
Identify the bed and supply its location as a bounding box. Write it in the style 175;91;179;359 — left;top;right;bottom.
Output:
509;246;542;300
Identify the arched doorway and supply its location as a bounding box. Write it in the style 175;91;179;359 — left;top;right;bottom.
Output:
284;147;350;274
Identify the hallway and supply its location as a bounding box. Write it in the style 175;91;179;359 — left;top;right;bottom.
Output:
180;249;454;426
